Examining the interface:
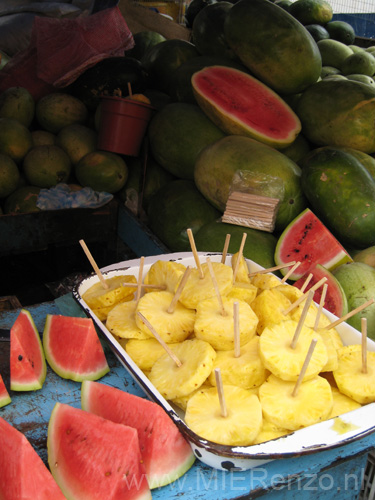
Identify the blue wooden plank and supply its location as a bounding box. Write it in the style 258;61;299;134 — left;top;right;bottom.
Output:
0;300;374;499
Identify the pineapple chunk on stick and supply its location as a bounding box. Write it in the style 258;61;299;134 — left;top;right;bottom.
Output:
177;261;233;310
333;344;375;404
136;290;195;343
259;319;328;382
185;382;263;446
106;301;150;340
259;373;333;431
144;259;186;293
231;251;251;284
252;418;291;445
148;338;217;400
82;275;137;310
326;387;362;419
125;338;175;371
171;382;212;412
208;336;268;389
250;272;281;292
251;288;292;334
194;296;258;350
228;282;258;305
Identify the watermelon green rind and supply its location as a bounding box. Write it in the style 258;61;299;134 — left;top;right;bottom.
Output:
81;380;195;489
294;264;348;317
47;402;151;500
0;416;66;499
43;315;110;382
10;309;47;391
0;375;11;408
192;65;301;149
274;208;353;280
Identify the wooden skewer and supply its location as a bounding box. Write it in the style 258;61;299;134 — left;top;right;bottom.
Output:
362;317;368;374
291;339;318;397
280;261;301;284
187;228;204;279
232;233;247;284
79;239;109;289
300;273;313;293
290;290;315;349
322;298;375;331
136;312;182;367
248;261;296;278
221;233;231;264
127;81;133;98
282;277;327;316
122;283;167;290
233;301;241;358
135;256;144;303
167;266;192;314
214;368;228;418
313;283;328;332
206;257;227;316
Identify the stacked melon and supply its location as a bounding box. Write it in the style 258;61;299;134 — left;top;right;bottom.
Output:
98;254;375;447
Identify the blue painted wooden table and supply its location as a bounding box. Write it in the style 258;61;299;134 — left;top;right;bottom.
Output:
0;297;374;499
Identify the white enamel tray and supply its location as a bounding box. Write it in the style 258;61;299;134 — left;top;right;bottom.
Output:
73;252;375;471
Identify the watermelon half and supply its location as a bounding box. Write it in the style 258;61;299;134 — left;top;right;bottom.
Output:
274;208;353;281
47;402;151;500
0;374;11;408
10;309;47;391
294;264;348;317
81;380;195;489
191;65;301;149
43;315;109;382
0;416;66;499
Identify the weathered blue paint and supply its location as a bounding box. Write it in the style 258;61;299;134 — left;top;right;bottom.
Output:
0;299;373;499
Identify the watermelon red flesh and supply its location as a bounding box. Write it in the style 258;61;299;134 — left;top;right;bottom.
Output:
47;402;151;500
0;374;11;408
81;380;195;489
294;264;348;317
274;208;353;281
10;309;47;391
191;65;301;148
0;416;66;499
43;315;109;382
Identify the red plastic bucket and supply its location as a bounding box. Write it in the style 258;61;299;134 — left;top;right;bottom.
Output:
97;96;154;157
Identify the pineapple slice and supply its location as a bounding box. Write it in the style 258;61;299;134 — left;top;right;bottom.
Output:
82;275;137;309
106;301;149;340
171;381;212;412
185;385;263;446
259;374;333;431
251;288;292;334
274;284;303;303
148;338;216;400
136;290;195;343
327;387;362;419
252;418;291;445
319;329;339;372
194;296;258;350
177;261;233;310
333;345;375;404
259;320;328;382
208;336;267;389
231;252;251;283
125;338;177;371
228;282;258;305
250;272;280;292
144;260;186;293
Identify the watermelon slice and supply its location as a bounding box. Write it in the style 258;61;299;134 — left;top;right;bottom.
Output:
43;315;109;382
0;374;11;408
81;380;195;489
10;309;47;391
0;416;66;499
274;208;352;281
191;65;301;149
47;402;151;500
294;264;348;317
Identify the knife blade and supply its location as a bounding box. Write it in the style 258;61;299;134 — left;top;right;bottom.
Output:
0;329;10;341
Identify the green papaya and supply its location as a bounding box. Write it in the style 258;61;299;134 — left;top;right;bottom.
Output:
300;146;375;248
